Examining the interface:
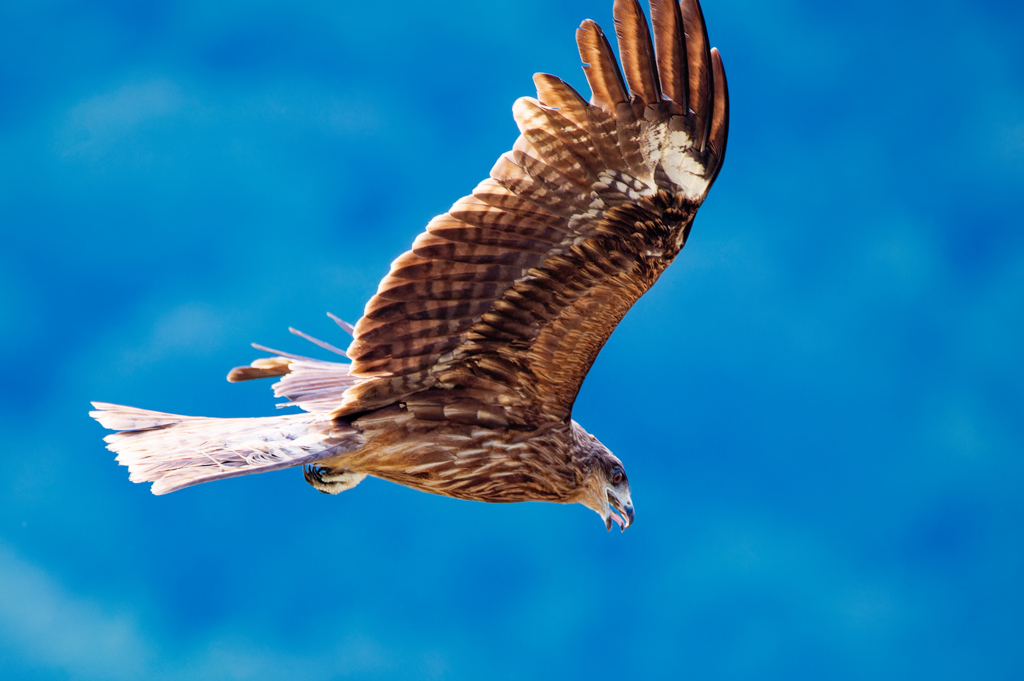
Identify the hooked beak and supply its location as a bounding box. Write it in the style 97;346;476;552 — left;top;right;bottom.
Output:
605;490;635;533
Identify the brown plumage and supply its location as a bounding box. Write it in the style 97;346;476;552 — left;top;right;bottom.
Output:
90;0;730;532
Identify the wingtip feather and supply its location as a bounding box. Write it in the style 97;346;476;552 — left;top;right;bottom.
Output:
679;0;713;152
577;19;629;113
708;46;729;183
612;0;661;107
649;0;687;115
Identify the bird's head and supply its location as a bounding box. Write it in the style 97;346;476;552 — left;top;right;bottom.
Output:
571;421;635;532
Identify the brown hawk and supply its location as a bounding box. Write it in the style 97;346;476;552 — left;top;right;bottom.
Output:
91;0;729;532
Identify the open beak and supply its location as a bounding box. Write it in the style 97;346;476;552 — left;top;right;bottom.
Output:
605;491;635;533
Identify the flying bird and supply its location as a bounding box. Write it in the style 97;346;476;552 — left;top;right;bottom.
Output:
91;0;729;532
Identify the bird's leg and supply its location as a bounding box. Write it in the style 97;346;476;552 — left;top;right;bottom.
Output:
303;465;367;495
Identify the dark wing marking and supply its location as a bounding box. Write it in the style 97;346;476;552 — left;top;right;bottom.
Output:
649;0;687;115
614;0;661;109
336;1;729;425
679;0;713;151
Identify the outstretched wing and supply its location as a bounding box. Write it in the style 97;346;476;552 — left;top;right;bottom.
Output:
338;0;728;426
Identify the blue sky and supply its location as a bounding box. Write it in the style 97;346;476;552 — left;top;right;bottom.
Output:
1;0;1023;679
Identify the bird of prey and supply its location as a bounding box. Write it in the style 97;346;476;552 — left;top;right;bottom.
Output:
91;0;729;532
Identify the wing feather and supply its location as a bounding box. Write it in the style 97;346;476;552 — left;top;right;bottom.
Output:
577;20;628;112
228;350;360;413
613;0;661;108
532;74;590;125
472;178;566;219
707;47;730;184
649;0;687;115
334;0;728;425
490;154;591;217
679;0;714;151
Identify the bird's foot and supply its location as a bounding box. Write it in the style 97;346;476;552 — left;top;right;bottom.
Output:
303;465;367;495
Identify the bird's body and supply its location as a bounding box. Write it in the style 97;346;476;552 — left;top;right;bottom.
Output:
92;0;729;531
325;415;582;505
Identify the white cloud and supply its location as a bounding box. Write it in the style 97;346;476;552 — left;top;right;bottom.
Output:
0;540;453;680
0;541;151;679
101;301;232;379
0;266;42;355
58;80;187;157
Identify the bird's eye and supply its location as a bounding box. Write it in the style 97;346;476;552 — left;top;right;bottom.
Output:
611;470;624;485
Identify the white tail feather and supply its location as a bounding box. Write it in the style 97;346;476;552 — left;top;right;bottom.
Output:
90;402;362;495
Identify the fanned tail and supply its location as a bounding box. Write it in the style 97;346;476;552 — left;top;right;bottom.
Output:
90;403;363;494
